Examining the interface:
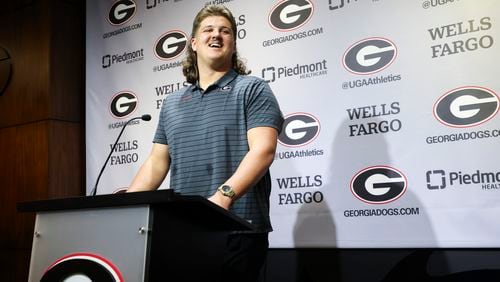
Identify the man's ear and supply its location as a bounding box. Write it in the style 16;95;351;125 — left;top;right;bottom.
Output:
191;37;197;52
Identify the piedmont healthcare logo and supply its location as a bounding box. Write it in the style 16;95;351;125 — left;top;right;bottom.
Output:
41;253;123;282
329;0;358;11
426;169;500;190
146;0;176;10
261;59;327;83
350;166;407;204
102;48;144;69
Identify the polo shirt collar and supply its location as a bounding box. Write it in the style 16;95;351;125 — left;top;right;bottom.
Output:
191;69;238;92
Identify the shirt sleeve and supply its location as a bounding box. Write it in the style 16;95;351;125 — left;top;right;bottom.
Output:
153;97;168;145
245;78;284;133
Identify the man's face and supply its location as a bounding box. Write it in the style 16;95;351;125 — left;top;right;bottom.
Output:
191;16;235;71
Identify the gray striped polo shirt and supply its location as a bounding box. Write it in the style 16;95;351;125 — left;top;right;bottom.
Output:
153;69;283;232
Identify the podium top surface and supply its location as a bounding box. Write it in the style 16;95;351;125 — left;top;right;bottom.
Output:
18;189;179;212
17;189;254;231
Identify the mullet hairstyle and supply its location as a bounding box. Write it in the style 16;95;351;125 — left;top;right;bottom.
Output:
182;5;250;84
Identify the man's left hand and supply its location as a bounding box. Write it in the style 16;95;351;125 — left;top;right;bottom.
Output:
208;192;233;210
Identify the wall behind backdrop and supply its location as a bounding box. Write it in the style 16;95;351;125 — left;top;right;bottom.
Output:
86;0;500;248
0;1;84;281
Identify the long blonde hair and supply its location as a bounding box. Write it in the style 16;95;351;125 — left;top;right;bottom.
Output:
182;5;250;84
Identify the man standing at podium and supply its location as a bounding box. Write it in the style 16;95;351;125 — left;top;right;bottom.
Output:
127;4;283;282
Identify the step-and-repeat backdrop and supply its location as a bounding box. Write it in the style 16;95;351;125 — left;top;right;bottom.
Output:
86;0;500;248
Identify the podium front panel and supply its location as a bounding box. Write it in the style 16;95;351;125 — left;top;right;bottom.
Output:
28;205;151;281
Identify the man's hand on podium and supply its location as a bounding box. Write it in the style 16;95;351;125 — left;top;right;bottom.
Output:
208;191;233;210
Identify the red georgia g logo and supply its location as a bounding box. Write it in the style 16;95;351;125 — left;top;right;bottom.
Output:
350;166;407;204
41;253;124;282
108;0;136;26
278;113;320;147
109;91;138;119
268;0;314;32
433;86;499;128
342;37;397;75
154;30;188;60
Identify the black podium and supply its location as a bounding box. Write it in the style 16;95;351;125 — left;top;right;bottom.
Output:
18;189;254;281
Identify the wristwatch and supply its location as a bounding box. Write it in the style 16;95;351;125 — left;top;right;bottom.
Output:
218;184;236;199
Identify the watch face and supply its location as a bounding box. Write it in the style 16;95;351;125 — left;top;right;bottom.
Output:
222;185;231;192
219;185;235;198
